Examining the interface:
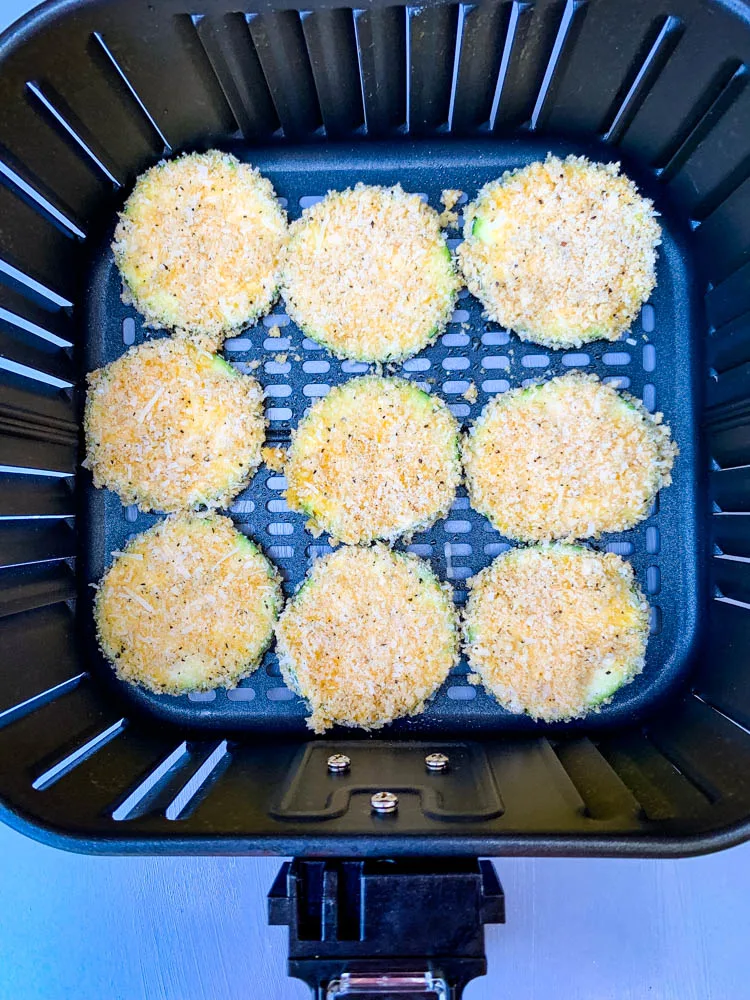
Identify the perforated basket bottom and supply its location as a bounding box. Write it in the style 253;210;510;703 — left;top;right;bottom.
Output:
82;137;703;735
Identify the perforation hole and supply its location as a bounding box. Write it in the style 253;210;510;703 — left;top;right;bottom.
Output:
642;383;656;412
268;522;293;535
299;195;324;208
482;356;509;370
229;499;255;514
268;544;294;559
641;304;655;332
122;317;135;345
444;519;471;533
449;403;470;417
522;354;549;368
303;383;330;397
481;379;510;394
224;337;253;352
267;686;295;701
482;329;509;345
226;687;255;701
188;691;216;702
341;360;369;373
450;497;470;510
302;338;323;351
605;541;633;555
442;356;469;370
649;606;662;634
266;660;281;676
562;353;590;367
263;314;290;327
403;357;430;372
451;309;469;324
267;407;292;421
443;380;470;395
124;504;138;522
305;545;331;562
447;566;472;579
646;526;660;554
265;383;292;398
446;542;472;556
484;542;510;556
407;544;432;556
447;686;476;700
414;381;431;392
604;375;630;388
646;566;661;595
267;498;289;513
264;336;291;350
303;360;330;374
643;344;656;372
442;332;469;347
266;475;287;490
602;352;630;366
265;361;290;374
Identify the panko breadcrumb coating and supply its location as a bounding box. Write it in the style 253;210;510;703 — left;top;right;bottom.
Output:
275;544;459;732
281;184;459;362
113;150;287;349
463;545;649;721
459;155;661;348
95;513;282;695
284;376;461;544
462;373;677;541
84;338;265;513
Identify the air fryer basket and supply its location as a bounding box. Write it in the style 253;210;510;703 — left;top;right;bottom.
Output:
1;0;750;863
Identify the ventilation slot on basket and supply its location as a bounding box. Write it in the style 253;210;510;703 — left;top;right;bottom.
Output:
602;16;684;145
25;82;122;188
0;672;85;732
550;738;643;821
111;741;190;821
32;717;127;791
0;156;85;241
165;740;229;820
91;32;172;155
530;0;588;132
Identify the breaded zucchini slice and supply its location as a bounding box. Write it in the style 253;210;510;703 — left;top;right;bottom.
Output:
275;544;459;732
94;513;283;695
84;338;265;513
462;373;677;541
459;155;661;348
285;376;461;544
281;184;459;361
463;544;649;721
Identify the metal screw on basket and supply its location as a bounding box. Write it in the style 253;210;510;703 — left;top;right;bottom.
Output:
371;791;398;814
425;752;450;772
327;754;351;773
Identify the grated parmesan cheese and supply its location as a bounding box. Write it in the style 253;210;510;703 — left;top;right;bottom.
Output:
462;372;677;542
275;544;459;732
463;545;649;721
284;376;461;544
281;184;459;362
458;155;661;348
112;150;287;349
94;513;283;695
84;338;265;513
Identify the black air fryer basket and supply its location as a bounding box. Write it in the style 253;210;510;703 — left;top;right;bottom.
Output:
2;0;750;993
